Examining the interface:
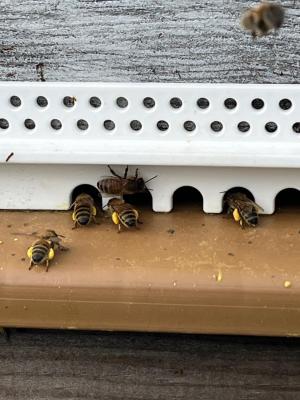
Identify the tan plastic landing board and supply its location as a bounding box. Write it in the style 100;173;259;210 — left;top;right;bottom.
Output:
0;205;299;336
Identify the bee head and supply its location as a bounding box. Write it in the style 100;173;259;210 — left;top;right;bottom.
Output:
136;177;147;191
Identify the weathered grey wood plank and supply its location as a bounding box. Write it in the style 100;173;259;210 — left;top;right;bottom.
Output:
0;0;299;83
1;329;300;400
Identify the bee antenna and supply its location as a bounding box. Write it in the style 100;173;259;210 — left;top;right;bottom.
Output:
144;175;158;184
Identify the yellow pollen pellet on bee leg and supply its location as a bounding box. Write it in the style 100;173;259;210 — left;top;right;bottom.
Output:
112;212;119;225
233;208;241;222
284;281;292;289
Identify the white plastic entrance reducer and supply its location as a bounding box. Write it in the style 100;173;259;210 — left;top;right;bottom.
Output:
0;82;299;213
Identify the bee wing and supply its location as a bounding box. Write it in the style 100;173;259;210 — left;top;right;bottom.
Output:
248;200;264;213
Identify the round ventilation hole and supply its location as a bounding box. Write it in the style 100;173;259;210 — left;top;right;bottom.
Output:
0;118;9;129
184;121;196;132
224;98;237;110
24;119;35;130
265;122;278;133
197;98;209;109
251;98;264;110
157;120;169;131
210;121;223;132
77;119;89;130
90;97;101;108
170;97;182;109
63;96;76;107
130;120;142;131
292;122;300;134
10;96;21;107
116;97;128;108
143;97;155;108
36;96;48;107
279;98;292;110
51;119;62;130
238;121;250;132
104;120;115;131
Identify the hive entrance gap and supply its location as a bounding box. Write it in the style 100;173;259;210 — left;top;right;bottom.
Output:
123;192;153;211
275;189;300;213
222;187;255;213
71;185;102;208
172;186;203;212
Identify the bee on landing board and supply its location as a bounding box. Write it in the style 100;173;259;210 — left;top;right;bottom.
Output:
107;198;142;233
241;1;285;38
71;193;98;229
97;165;157;197
27;230;68;272
225;192;264;228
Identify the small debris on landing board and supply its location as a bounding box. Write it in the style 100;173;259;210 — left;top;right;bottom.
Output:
228;252;234;256
284;281;292;289
167;229;175;234
5;152;14;162
213;270;223;283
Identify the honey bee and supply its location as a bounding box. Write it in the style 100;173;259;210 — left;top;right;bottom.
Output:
97;165;157;196
27;230;67;272
225;192;264;228
241;2;285;38
107;198;141;232
71;193;98;229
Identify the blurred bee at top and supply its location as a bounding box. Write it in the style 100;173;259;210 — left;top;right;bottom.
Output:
107;198;141;233
27;230;68;272
71;193;98;229
97;165;157;197
241;1;285;38
225;192;264;228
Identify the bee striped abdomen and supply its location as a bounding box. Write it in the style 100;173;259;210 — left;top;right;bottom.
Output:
32;243;49;263
119;209;138;228
74;204;92;226
98;178;124;195
242;210;258;226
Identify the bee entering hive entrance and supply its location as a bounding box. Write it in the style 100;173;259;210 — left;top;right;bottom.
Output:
172;186;203;212
222;187;255;213
71;185;102;208
123;192;153;211
275;189;300;214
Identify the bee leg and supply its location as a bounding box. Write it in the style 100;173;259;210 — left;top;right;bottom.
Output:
59;244;69;252
117;224;122;233
28;261;34;270
108;165;122;179
124;165;129;179
137;219;143;225
45;260;50;272
134;168;139;179
72;221;78;230
240;220;245;229
93;218;101;226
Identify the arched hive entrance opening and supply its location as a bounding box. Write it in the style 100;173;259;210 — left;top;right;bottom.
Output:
275;188;300;213
123;191;153;211
222;187;255;213
172;186;203;212
71;184;102;208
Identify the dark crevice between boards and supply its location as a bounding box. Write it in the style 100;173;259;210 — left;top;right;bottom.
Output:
172;186;203;212
275;188;300;213
222;187;255;213
71;184;102;209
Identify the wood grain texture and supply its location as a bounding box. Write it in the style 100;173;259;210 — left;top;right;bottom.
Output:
0;0;299;83
1;329;300;400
